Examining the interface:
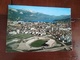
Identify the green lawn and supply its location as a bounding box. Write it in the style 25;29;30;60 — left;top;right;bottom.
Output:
30;40;46;47
6;34;33;42
6;45;18;52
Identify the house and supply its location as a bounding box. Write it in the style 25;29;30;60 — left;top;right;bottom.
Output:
9;31;17;35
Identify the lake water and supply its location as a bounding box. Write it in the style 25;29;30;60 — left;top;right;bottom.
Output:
26;19;56;23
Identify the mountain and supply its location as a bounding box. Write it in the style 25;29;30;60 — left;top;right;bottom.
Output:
8;8;71;23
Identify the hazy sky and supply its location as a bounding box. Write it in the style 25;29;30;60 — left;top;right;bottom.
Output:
8;5;71;16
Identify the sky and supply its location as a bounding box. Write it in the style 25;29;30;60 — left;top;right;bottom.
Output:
8;5;71;16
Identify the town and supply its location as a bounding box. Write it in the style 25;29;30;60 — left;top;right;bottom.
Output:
6;20;72;52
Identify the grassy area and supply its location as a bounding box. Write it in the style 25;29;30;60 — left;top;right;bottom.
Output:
6;45;18;52
6;33;33;42
30;40;46;47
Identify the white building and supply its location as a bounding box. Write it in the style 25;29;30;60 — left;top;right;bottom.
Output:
46;39;56;47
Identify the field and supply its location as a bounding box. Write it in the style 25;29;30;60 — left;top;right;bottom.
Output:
30;40;46;47
6;34;33;42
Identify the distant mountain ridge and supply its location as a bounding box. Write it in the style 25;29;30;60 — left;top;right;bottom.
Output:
8;8;71;23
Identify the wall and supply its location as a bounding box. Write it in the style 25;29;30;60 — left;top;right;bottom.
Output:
0;0;80;60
